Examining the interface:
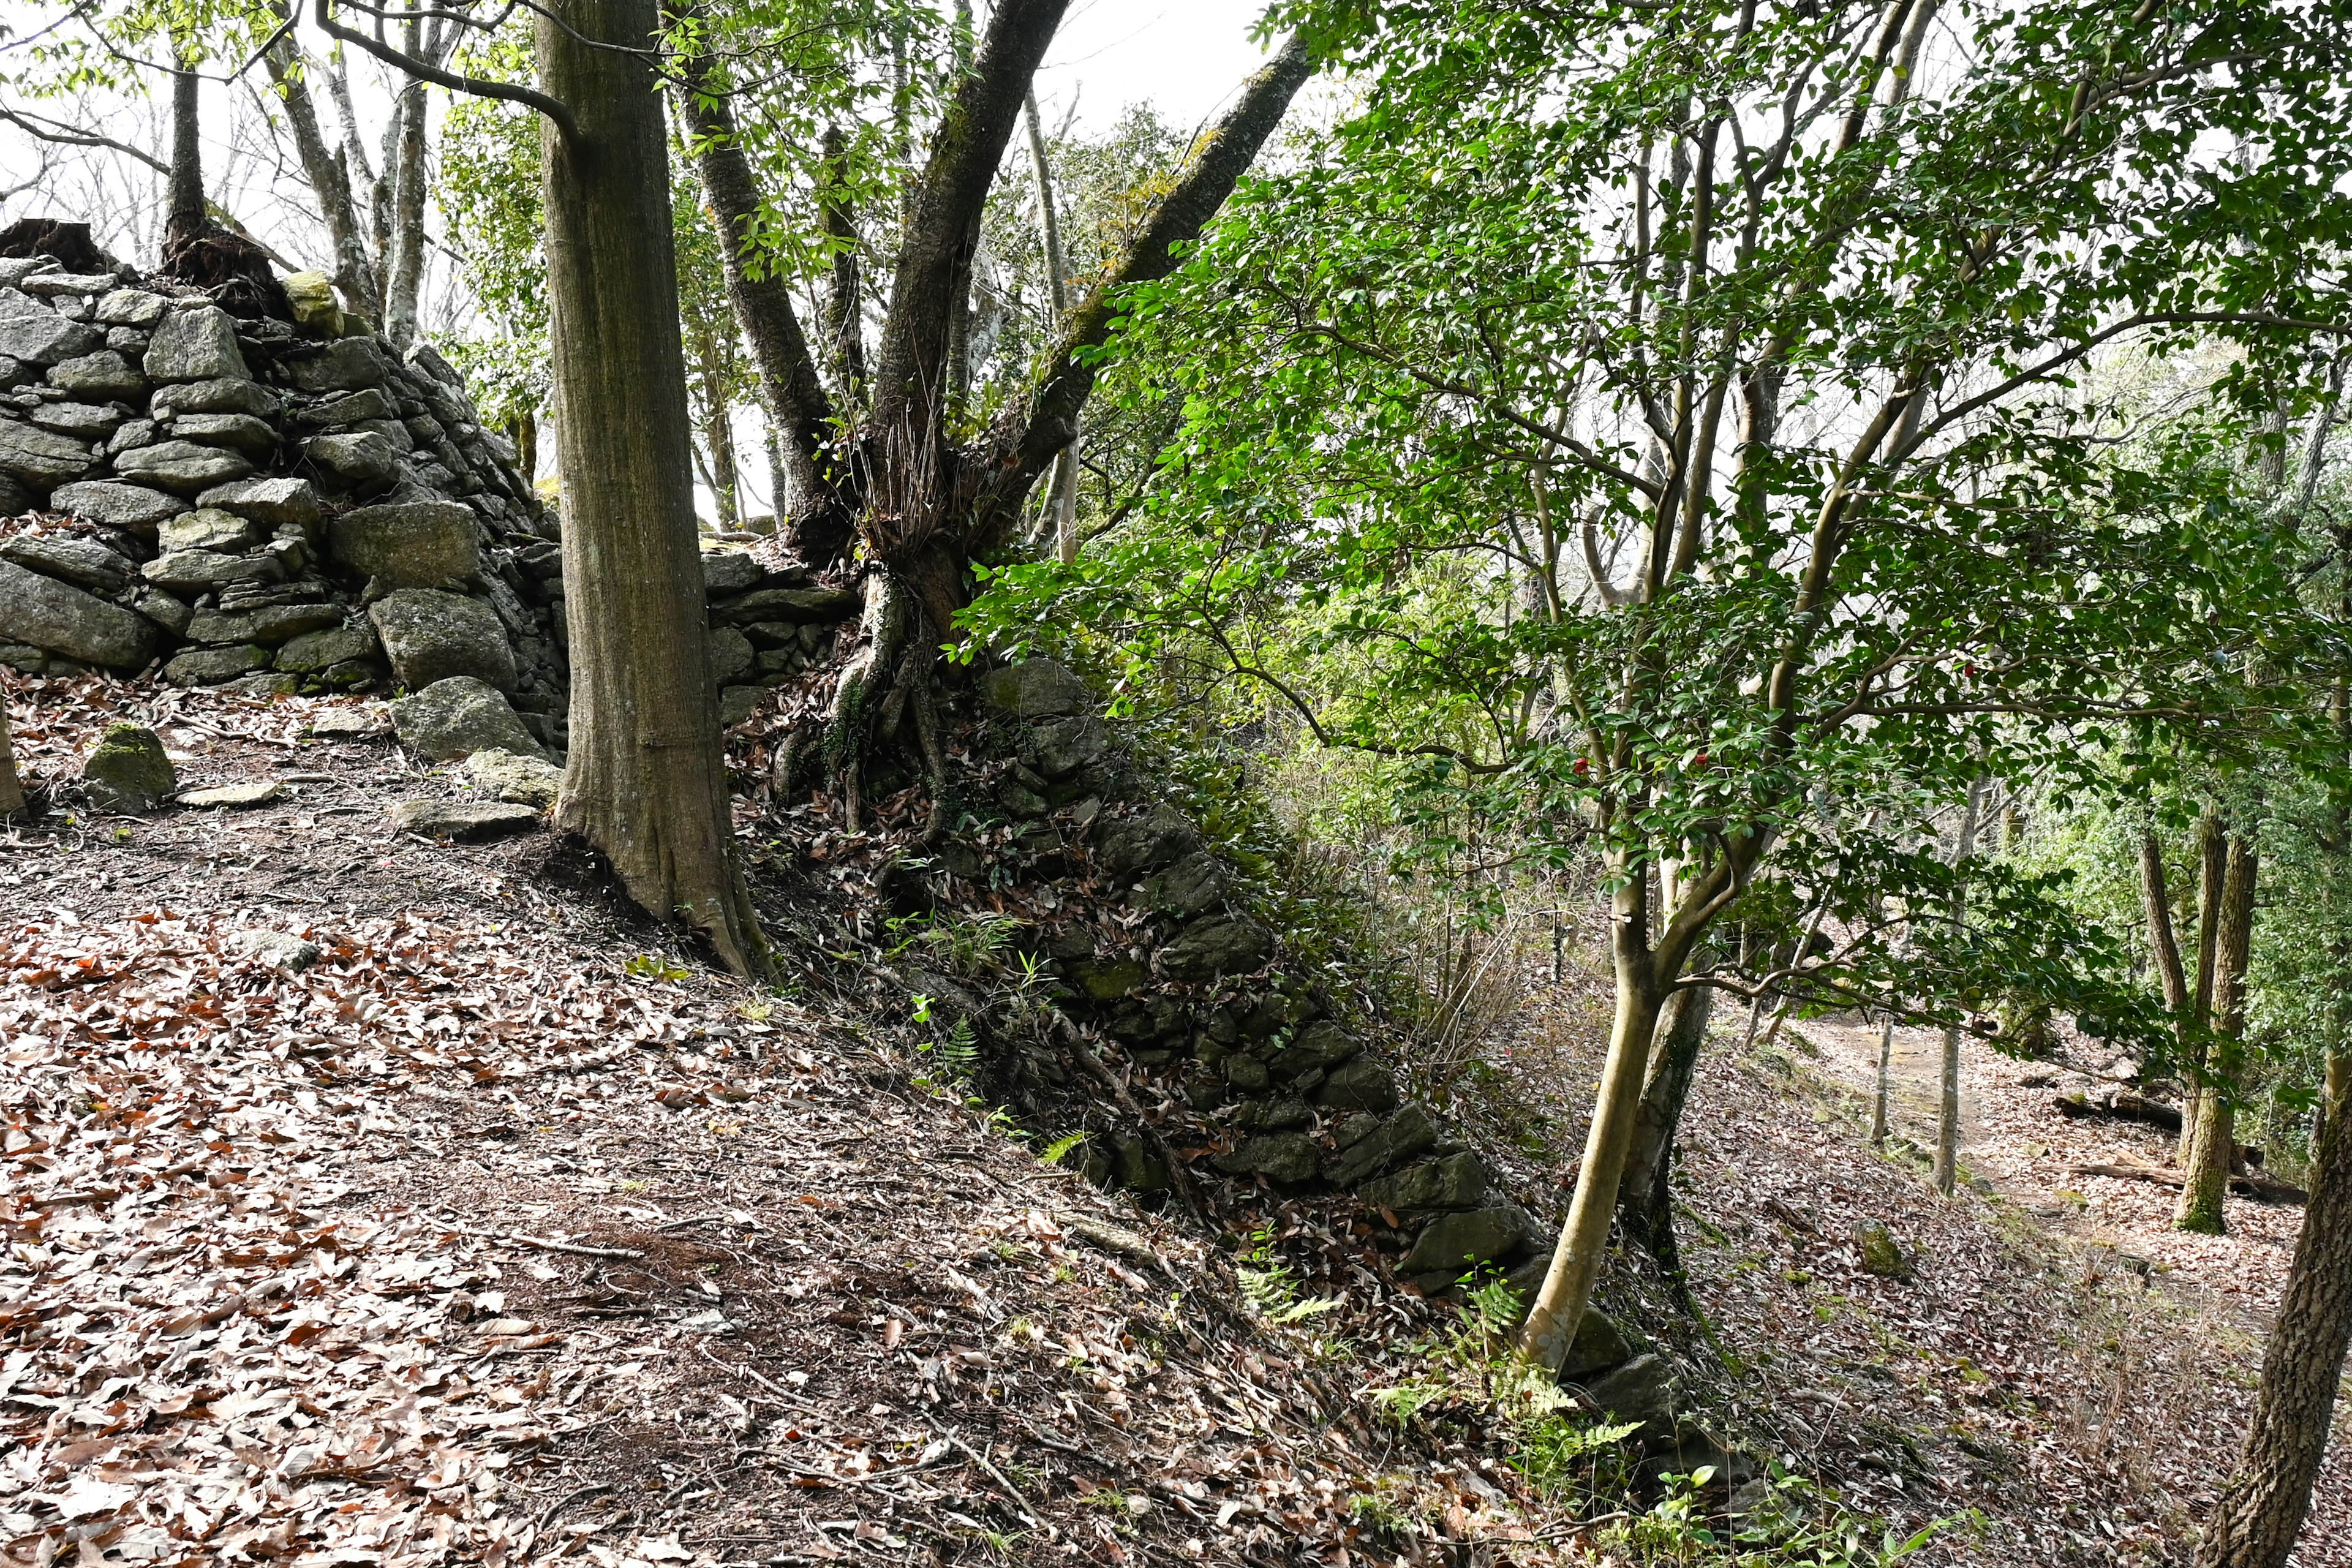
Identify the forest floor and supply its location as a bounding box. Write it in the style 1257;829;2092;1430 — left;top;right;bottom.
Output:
2;675;2348;1568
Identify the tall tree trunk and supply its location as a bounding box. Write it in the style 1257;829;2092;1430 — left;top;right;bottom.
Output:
1615;983;1713;1268
1935;775;1986;1197
382;17;448;351
537;0;766;978
262;21;384;320
2141;826;2194;1040
1521;859;1665;1368
2185;809;2228;1158
166;55;206;248
820;126;867;401
2192;1066;2352;1568
2180;833;2258;1234
0;700;23;819
1871;1011;1894;1145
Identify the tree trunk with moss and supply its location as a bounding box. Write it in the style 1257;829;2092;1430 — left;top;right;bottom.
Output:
537;0;766;976
2179;832;2257;1234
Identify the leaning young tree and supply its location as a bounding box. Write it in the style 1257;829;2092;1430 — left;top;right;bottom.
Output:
967;0;2352;1365
318;0;767;975
668;0;1320;822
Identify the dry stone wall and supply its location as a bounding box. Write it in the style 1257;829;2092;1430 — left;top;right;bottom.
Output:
933;660;1556;1300
0;252;568;749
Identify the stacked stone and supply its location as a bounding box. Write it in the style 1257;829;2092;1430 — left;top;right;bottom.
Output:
953;660;1551;1297
0;252;566;750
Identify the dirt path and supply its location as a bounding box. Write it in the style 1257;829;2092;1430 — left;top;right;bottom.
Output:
1796;1016;2308;1328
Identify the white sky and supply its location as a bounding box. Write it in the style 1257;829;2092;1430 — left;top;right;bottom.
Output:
1037;0;1280;138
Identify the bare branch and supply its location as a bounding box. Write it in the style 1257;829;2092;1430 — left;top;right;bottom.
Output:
314;0;578;143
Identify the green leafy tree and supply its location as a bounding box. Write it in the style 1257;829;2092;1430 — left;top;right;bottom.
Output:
968;0;2352;1359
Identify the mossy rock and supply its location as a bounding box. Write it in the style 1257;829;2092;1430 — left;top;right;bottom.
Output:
80;724;176;813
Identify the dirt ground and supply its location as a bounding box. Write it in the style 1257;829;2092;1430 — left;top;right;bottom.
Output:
5;673;2349;1568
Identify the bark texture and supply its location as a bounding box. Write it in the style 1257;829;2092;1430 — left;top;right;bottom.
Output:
537;0;766;977
167;61;205;243
2192;1069;2352;1568
2180;833;2258;1234
1616;984;1714;1267
1521;867;1666;1368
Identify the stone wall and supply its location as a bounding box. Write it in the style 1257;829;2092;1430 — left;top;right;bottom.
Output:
0;252;568;750
918;659;1555;1300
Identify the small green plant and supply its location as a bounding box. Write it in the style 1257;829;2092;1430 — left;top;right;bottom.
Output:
1235;1226;1344;1325
624;953;692;983
1041;1132;1088;1166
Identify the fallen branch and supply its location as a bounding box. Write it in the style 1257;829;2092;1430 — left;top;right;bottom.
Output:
2068;1162;2306;1204
467;1228;646;1261
2052;1091;2263;1168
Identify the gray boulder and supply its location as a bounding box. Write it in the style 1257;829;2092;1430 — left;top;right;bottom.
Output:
164;645;273;685
143;306;250;382
306;430;398;486
132;588;192;636
1329;1103;1442;1186
28;402;124;440
709;625;755;687
467;747;564;809
978;658;1090;717
159;508;263;554
293;388;396;429
169;412;277;456
1362;1153;1491;1215
186;602;345;646
49;480;187;531
198;476;322;529
1269;1020;1362;1081
1026;714;1107;779
0;533;130;592
0;306;102;366
94;289;169;328
388;675;543;762
47;350;144;401
0;559;157;669
79;725;176;812
1141;851;1231;918
389;798;541;842
0;420;93;491
326;500;478;588
231;929;321;973
1401;1203;1537;1279
1211;1133;1321;1186
275;622;381;674
151;378;276;419
113;440;256;495
715;585;862;624
285;338;386;393
1854;1220;1912;1281
370;589;517;691
1557;1308;1635;1384
1161;916;1274;981
143;550;284;592
1582;1355;1678;1441
701;549;764;597
20;273;114;300
1098;804;1203;880
1316;1055;1402;1114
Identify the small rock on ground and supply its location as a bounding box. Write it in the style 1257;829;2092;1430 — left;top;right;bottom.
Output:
389;799;541;842
179;780;285;810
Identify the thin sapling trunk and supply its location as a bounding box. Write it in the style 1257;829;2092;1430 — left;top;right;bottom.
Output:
2179;832;2257;1234
1935;777;1986;1197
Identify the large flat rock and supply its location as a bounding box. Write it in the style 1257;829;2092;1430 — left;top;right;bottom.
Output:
0;559;159;669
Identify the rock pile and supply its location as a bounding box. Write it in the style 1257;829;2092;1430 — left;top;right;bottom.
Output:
0;251;567;749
